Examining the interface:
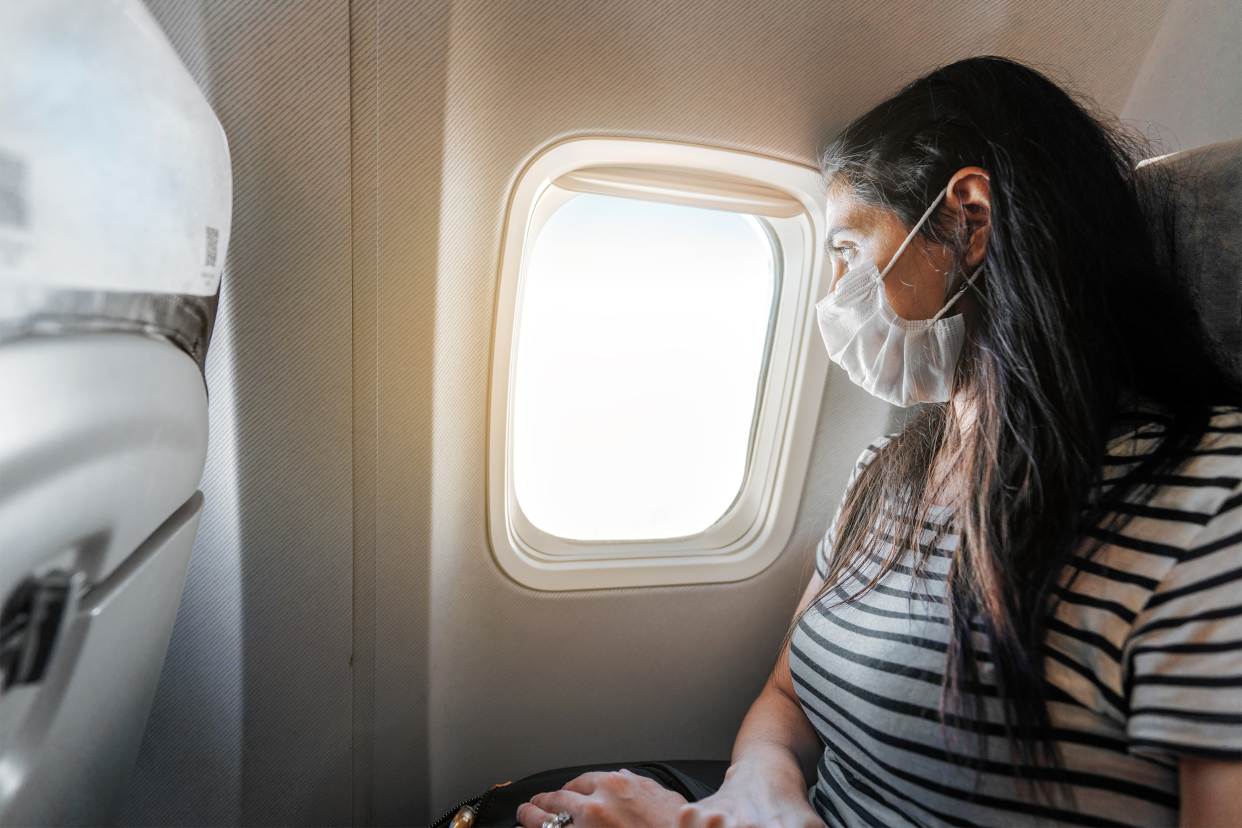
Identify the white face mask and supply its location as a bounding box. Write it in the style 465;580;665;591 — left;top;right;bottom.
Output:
814;186;983;408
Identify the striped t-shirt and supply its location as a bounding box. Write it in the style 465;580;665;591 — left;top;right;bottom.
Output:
791;407;1241;827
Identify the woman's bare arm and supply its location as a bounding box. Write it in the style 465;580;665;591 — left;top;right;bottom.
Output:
1180;757;1242;827
674;574;827;828
729;573;826;780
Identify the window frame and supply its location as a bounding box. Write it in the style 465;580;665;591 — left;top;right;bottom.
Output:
489;138;830;590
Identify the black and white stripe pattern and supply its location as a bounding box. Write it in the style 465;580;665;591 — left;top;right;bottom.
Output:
791;408;1242;827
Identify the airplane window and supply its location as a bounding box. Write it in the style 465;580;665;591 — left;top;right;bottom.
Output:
512;194;776;541
490;138;829;590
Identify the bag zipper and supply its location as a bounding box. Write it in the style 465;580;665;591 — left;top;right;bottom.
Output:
429;794;484;828
472;786;501;824
429;784;502;828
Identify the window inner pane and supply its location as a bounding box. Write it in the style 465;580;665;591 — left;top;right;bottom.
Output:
512;192;776;542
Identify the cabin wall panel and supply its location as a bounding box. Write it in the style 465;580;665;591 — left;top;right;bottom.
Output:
363;1;454;825
990;0;1171;115
349;1;380;824
1122;0;1242;151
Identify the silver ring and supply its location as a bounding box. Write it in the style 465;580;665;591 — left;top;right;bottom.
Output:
541;812;571;828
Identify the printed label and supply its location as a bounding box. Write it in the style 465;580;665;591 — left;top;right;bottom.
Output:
204;226;219;267
0;151;29;229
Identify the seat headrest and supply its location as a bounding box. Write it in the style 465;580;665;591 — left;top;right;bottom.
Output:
1137;139;1242;388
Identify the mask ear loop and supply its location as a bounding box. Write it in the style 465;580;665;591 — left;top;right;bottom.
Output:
877;184;949;282
928;263;985;324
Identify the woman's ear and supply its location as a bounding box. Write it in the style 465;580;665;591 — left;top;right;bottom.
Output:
945;166;991;269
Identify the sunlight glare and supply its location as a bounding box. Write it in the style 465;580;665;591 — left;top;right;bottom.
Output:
513;193;775;541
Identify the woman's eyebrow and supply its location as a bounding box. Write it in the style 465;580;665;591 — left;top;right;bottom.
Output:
826;224;856;246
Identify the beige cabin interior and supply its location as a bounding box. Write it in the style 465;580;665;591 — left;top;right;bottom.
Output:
31;0;1232;824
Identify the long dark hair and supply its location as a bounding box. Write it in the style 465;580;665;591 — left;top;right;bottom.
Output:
801;57;1234;790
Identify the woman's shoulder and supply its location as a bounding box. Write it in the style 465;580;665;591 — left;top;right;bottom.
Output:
1195;406;1242;472
838;432;900;496
1107;402;1242;459
1202;405;1242;443
1177;407;1242;491
853;432;899;470
1052;409;1239;741
1096;404;1241;562
825;434;900;517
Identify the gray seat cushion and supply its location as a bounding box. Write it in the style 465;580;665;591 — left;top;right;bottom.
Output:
1138;139;1241;387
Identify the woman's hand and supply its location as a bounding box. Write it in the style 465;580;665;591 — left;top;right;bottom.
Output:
512;758;825;828
517;573;828;828
673;755;825;828
516;769;688;827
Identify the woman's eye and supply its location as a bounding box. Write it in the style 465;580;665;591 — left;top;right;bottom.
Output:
829;243;856;263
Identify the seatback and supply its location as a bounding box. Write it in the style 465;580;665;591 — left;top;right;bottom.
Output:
0;337;208;826
0;1;230;824
1138;139;1242;388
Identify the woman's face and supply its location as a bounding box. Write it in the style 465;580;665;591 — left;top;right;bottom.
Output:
823;184;959;322
823;169;991;322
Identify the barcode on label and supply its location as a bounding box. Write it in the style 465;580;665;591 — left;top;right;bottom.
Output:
0;152;29;228
205;226;219;266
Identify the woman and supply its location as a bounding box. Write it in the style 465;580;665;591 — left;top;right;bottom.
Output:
516;56;1241;828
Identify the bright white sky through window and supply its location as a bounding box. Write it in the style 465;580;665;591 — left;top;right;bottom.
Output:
513;193;776;541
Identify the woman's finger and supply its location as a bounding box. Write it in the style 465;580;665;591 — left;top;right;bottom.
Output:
562;771;608;795
515;801;552;828
530;788;586;816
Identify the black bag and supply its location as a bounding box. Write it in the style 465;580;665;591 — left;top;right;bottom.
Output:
430;760;729;827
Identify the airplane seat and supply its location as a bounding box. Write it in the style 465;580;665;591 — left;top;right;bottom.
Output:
1137;138;1242;388
0;2;231;825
